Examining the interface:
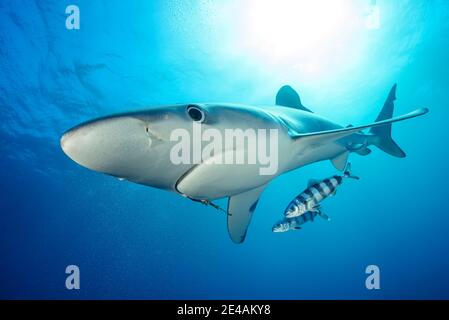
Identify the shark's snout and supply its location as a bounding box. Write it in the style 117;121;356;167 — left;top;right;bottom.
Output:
60;122;101;170
60;128;78;161
60;116;152;177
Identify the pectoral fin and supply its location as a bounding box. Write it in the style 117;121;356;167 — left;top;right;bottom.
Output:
331;151;349;171
292;108;428;146
227;184;266;244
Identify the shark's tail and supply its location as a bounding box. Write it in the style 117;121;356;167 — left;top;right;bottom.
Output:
368;84;406;158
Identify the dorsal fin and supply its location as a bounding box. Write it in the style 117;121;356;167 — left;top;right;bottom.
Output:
276;85;312;112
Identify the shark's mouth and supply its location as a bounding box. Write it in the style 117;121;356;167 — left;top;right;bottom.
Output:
174;164;202;199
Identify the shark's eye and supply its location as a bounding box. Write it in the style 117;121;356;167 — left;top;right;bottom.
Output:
186;105;206;123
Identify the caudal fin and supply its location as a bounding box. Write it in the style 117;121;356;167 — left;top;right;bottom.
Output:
369;84;407;158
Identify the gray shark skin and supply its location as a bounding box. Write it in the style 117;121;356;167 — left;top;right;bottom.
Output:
60;85;428;243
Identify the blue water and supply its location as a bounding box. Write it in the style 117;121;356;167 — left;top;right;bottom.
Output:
1;0;448;299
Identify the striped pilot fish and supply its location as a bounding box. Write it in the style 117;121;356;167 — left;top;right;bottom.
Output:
284;163;359;219
272;211;319;233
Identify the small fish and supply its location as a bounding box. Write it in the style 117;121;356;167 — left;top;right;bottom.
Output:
284;163;359;219
272;211;318;233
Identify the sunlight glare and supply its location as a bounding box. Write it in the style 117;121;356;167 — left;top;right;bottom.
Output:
238;0;364;78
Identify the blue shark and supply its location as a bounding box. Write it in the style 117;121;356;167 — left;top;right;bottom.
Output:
60;84;428;243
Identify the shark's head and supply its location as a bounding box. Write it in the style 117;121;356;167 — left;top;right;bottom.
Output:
60;103;282;194
60;104;197;186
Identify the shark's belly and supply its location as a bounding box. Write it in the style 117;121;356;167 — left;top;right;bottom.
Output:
175;148;283;199
175;165;273;199
299;142;347;166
